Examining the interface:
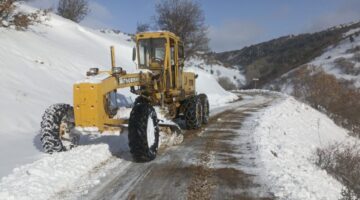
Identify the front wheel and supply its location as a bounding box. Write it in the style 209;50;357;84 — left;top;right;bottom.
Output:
128;103;159;162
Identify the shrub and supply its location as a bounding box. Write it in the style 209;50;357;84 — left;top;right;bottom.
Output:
334;57;358;75
346;46;360;54
0;0;50;30
315;143;360;199
353;52;360;62
292;67;360;136
57;0;89;23
0;0;15;23
217;76;237;90
350;35;355;43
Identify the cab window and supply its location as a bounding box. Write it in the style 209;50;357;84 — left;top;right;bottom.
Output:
138;38;166;68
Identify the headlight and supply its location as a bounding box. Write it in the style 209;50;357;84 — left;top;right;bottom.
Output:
112;67;123;75
86;68;99;76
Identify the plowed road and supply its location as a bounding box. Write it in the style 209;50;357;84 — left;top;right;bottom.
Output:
74;93;277;200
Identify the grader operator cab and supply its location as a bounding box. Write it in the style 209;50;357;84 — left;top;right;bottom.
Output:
40;31;209;161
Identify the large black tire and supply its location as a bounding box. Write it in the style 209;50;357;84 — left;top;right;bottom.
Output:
199;94;210;124
40;104;79;154
128;103;159;162
133;95;150;106
183;96;203;129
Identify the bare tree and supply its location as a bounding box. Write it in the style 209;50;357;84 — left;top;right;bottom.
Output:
136;22;150;33
57;0;89;23
154;0;209;58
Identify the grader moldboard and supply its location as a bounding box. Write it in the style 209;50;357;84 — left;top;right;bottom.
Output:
40;31;209;162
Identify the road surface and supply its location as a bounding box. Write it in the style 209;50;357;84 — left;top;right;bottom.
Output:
67;93;277;200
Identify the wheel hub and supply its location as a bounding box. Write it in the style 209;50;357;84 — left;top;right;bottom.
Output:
59;118;78;150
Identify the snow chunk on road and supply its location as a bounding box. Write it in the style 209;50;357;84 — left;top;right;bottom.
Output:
0;145;112;200
254;97;354;200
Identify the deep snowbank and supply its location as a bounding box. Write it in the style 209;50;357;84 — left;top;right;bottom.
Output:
0;144;113;200
254;96;355;200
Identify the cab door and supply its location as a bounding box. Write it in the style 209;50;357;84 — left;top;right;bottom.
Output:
169;38;177;89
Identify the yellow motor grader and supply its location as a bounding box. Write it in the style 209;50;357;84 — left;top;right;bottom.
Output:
40;31;209;161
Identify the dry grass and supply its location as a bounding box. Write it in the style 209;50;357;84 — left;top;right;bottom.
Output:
334;57;359;75
0;0;50;30
315;143;360;199
292;67;360;136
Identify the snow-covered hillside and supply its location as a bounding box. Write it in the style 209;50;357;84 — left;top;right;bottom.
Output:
250;92;356;199
310;28;360;87
186;56;246;88
268;26;360;92
0;5;236;179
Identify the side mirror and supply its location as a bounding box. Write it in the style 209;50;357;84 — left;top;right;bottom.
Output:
132;47;136;61
195;74;199;79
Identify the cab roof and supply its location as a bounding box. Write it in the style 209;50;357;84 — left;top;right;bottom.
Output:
136;31;181;42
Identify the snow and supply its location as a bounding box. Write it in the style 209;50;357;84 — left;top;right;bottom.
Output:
186;56;246;87
146;117;156;148
310;27;360;87
0;4;352;200
0;3;236;182
186;67;238;107
76;73;110;84
253;96;355;200
0;130;131;200
0;145;112;200
344;28;360;37
268;26;360;93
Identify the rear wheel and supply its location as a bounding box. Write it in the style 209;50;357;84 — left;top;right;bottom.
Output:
199;94;210;124
128;103;159;162
40;104;79;154
183;96;203;129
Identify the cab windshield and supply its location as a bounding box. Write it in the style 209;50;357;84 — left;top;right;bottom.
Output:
138;38;166;68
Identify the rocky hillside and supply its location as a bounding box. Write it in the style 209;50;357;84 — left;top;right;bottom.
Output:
213;22;360;88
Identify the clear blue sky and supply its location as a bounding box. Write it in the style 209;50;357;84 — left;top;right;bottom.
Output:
29;0;360;52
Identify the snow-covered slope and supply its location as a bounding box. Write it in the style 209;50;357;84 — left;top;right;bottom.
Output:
253;94;355;200
186;56;246;88
0;5;236;179
310;28;360;87
268;26;360;92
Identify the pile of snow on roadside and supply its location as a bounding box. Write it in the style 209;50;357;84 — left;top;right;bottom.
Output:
254;97;355;200
0;145;112;200
186;67;238;107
